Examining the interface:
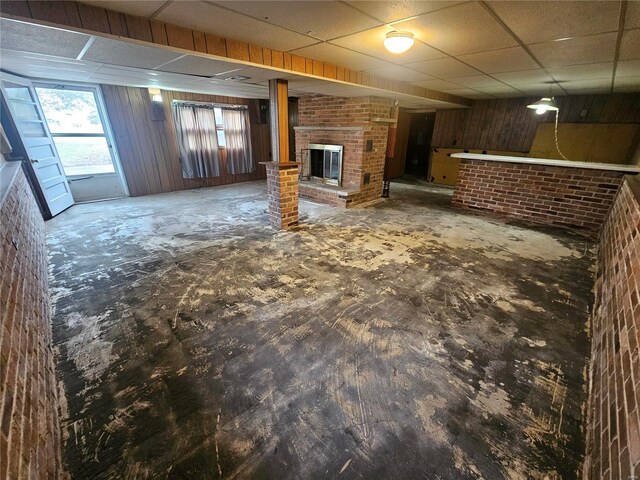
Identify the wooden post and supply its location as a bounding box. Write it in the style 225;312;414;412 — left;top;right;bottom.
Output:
262;79;300;229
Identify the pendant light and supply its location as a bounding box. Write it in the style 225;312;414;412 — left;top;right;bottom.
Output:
526;96;559;115
384;31;415;54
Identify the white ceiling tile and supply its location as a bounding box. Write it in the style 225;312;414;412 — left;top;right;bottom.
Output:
457;47;539;74
626;2;640;29
364;65;432;82
561;78;612;94
407;57;480;78
493;69;554;85
529;32;617;68
288;42;389;71
156;1;317;52
475;85;523;97
81;1;167;17
548;63;614;82
345;1;464;23
488;1;620;44
330;25;446;64
84;36;183;69
616;59;640;78
619;29;640;60
410;79;467;90
0;18;91;59
447;75;505;88
154;55;243;77
392;2;518;55
514;83;566;95
441;88;492;99
613;76;640;92
215;1;382;40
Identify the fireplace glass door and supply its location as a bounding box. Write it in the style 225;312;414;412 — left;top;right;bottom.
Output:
308;143;343;186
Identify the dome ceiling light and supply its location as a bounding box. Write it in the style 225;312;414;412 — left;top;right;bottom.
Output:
384;31;415;54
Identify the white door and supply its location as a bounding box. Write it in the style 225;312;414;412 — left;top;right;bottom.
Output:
1;73;73;216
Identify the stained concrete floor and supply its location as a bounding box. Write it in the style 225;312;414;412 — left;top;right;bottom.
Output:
48;180;594;480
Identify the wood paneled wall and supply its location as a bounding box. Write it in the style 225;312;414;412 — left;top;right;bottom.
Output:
101;85;270;197
432;93;640;153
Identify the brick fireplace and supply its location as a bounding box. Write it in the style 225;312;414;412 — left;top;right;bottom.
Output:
295;95;392;207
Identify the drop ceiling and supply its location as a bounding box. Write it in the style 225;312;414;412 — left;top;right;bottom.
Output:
0;18;461;109
3;0;640;101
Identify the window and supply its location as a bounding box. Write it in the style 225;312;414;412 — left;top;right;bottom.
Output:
213;107;226;147
35;86;116;176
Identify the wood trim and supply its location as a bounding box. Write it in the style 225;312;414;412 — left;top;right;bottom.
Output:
0;0;471;107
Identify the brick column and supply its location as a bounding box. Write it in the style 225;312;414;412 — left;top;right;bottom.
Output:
262;161;301;229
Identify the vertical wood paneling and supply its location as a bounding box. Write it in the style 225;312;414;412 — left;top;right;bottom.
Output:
101;85;269;197
432;93;640;152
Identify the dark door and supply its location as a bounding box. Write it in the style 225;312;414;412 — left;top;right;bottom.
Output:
404;113;435;178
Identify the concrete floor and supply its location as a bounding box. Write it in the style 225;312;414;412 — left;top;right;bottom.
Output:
48;180;594;479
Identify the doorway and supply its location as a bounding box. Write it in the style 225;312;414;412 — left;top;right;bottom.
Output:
402;112;435;178
34;83;128;203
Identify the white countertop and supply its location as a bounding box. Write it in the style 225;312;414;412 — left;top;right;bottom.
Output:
451;153;640;174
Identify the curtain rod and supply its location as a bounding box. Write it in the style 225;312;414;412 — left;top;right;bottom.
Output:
171;99;248;110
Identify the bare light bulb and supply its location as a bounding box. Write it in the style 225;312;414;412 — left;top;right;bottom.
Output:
536;105;548;114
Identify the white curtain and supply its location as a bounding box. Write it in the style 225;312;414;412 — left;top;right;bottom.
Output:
172;103;220;178
222;108;254;174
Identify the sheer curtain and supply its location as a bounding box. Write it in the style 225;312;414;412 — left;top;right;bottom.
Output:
172;103;220;178
222;107;254;174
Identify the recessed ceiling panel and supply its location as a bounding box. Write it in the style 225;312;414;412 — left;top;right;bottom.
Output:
488;1;620;44
0;18;91;58
345;1;463;23
155;55;243;77
411;79;467;91
393;2;517;55
561;78;613;94
626;2;640;29
83;36;184;69
407;57;479;78
364;65;432;82
215;1;382;40
448;75;505;88
81;1;167;17
529;33;617;68
616;59;640;78
330;25;446;65
441;88;492;99
613;76;640;92
157;1;317;52
619;29;640;60
514;83;566;95
289;43;389;71
492;69;554;85
475;85;523;98
547;63;613;82
457;47;539;74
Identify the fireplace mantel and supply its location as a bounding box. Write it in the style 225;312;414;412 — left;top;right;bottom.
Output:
293;126;364;131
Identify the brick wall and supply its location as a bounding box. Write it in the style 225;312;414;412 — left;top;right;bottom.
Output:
452;159;626;234
584;176;640;479
295;95;391;207
0;166;62;479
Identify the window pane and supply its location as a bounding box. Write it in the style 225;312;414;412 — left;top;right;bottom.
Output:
216;129;226;147
20;121;47;137
4;82;33;101
35;87;104;134
53;136;115;175
13;102;39;121
214;107;224;125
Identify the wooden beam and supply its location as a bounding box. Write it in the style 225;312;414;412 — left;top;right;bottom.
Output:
269;79;289;163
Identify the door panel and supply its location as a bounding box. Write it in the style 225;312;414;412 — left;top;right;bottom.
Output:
1;73;74;216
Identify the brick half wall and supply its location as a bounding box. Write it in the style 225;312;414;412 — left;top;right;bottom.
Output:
452;159;626;234
0;166;62;479
584;175;640;479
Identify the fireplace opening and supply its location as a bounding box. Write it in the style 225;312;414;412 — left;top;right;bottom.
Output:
307;143;343;186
